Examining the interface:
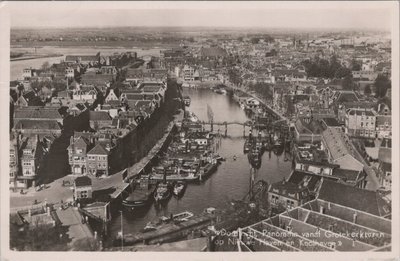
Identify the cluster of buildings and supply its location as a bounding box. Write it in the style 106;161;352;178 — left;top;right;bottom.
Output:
156;33;393;252
10;51;170;190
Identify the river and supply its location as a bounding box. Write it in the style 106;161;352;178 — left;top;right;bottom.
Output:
107;88;293;241
10;46;164;81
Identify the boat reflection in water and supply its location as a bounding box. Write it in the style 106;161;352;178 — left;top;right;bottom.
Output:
172;181;187;198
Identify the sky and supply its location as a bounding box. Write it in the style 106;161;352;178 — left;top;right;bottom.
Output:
5;1;395;30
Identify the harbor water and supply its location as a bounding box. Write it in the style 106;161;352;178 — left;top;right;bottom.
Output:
108;88;293;239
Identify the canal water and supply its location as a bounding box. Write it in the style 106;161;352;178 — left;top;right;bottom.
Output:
108;88;293;239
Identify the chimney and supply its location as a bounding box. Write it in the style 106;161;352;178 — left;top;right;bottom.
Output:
47;206;51;216
28;209;31;217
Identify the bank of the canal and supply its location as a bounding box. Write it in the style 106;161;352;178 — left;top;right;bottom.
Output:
107;88;293;242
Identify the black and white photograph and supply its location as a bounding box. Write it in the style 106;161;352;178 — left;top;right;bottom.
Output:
0;1;398;260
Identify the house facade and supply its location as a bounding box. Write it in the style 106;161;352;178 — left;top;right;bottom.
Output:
87;144;110;176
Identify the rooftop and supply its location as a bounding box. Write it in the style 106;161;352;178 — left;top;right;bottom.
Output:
317;179;391;217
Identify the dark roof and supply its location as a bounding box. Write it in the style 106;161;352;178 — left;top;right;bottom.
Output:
295;118;324;135
318;179;390;216
14;119;61;130
87;143;109;155
287;170;323;192
75;176;92;187
376;115;391;126
321;118;340;127
332;168;361;182
378;148;391;164
89;111;112;121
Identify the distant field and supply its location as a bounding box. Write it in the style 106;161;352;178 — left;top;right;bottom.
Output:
11;40;180;49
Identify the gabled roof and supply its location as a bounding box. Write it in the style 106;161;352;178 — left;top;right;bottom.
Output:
318;179;391;217
87;143;109;155
14;107;63;120
14;119;61;130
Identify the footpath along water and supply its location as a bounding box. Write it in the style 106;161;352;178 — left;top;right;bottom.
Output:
107;88;292;239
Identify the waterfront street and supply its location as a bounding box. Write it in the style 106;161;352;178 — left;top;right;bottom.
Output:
10;110;184;211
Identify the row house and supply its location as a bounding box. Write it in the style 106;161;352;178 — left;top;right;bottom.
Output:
14;119;62;137
9;134;20;190
68;132;116;176
378;146;391;191
22;68;39;80
87;143;110;176
65;52;100;66
80;73;113;94
376;115;391;139
345;108;377;138
68;135;90;175
268;170;321;211
352;70;378;81
100;66;118;75
19;136;45;188
72;84;99;105
337;101;371;124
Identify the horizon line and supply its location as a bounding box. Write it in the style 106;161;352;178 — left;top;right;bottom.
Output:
10;25;390;32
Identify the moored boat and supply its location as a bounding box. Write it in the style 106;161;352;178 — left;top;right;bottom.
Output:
154;182;172;203
122;180;155;209
198;161;218;181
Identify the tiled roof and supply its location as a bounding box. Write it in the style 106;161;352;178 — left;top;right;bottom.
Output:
87;143;109;155
322;127;352;160
14;107;62;120
317;179;390;216
14;119;61;130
